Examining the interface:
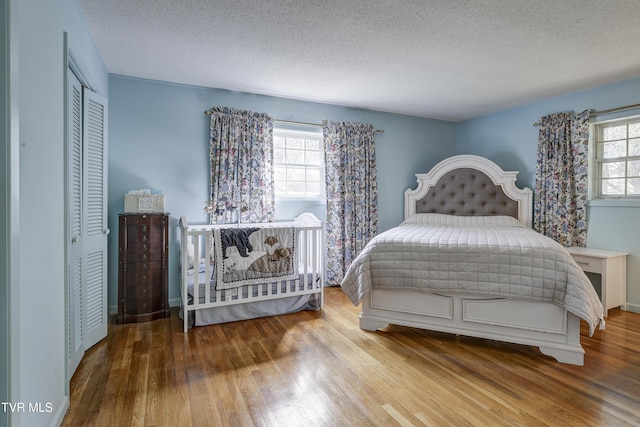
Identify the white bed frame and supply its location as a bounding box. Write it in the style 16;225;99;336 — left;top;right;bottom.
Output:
179;213;325;332
360;155;586;365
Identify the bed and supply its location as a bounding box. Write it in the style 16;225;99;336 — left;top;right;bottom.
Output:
341;155;604;365
179;213;325;332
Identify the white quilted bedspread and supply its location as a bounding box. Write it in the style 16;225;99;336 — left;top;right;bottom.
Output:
341;214;604;335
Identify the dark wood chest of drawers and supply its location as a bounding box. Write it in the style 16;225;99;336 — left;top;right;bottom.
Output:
117;213;170;324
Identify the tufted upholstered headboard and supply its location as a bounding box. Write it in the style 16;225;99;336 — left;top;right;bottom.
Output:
404;155;533;226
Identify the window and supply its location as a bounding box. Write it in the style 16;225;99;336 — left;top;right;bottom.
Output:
593;116;640;198
273;126;324;199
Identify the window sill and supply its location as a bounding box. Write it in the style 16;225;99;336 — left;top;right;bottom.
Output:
587;198;640;208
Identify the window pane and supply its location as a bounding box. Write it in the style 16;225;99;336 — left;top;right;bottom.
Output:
286;149;305;164
305;150;322;165
601;140;627;159
306;182;322;196
287;137;304;150
628;160;640;177
306;138;320;150
628;178;640;195
601;178;625;195
274;148;286;163
602;124;626;141
287;182;305;196
306;167;322;181
595;118;640;199
274;166;286;180
274;181;287;195
601;162;625;178
273;128;325;199
629;138;640;156
287;166;305;181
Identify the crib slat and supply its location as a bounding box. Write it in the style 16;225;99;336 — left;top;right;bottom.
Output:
204;231;211;307
303;229;310;290
192;234;200;309
311;229;318;289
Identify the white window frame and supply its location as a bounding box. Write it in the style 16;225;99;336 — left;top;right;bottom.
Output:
589;114;640;204
273;124;325;201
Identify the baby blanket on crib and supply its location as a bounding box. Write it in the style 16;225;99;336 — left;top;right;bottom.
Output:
214;226;298;290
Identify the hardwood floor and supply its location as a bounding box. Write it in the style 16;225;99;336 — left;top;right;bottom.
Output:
62;287;640;427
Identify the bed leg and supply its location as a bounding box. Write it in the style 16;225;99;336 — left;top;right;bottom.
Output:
359;315;389;331
538;346;584;366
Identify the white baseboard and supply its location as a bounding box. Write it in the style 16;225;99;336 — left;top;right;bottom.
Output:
624;301;640;314
51;395;69;427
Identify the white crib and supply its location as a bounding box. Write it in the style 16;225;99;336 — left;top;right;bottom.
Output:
178;213;325;332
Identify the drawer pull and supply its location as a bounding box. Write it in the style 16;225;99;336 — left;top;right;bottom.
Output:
142;235;147;242
143;244;148;251
142;275;147;281
142;254;147;261
142;303;147;310
142;225;147;232
142;288;147;296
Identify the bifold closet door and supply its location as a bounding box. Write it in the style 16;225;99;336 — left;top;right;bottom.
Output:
81;87;109;351
66;71;108;378
67;70;84;376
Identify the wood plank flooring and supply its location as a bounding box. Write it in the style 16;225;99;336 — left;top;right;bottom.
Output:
62;286;640;427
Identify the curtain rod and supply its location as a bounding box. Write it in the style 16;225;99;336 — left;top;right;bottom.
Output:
204;110;384;133
533;102;640;126
275;119;384;133
591;103;640;117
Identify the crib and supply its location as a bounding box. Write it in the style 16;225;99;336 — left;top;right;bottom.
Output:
178;213;325;332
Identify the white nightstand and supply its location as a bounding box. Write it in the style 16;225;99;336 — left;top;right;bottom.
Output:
566;247;628;316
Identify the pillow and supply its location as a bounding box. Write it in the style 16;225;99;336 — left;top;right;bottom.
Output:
402;213;524;228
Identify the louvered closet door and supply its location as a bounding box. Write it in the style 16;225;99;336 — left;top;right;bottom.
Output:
67;71;84;376
82;87;109;350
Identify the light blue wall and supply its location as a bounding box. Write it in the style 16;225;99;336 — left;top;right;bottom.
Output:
1;3;11;426
457;77;640;313
108;69;640;315
7;0;109;425
108;75;457;308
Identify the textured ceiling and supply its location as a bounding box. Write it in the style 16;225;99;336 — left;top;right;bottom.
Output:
79;0;640;121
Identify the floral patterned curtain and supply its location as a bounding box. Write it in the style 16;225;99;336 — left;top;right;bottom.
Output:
323;120;378;286
208;107;274;224
534;110;590;247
